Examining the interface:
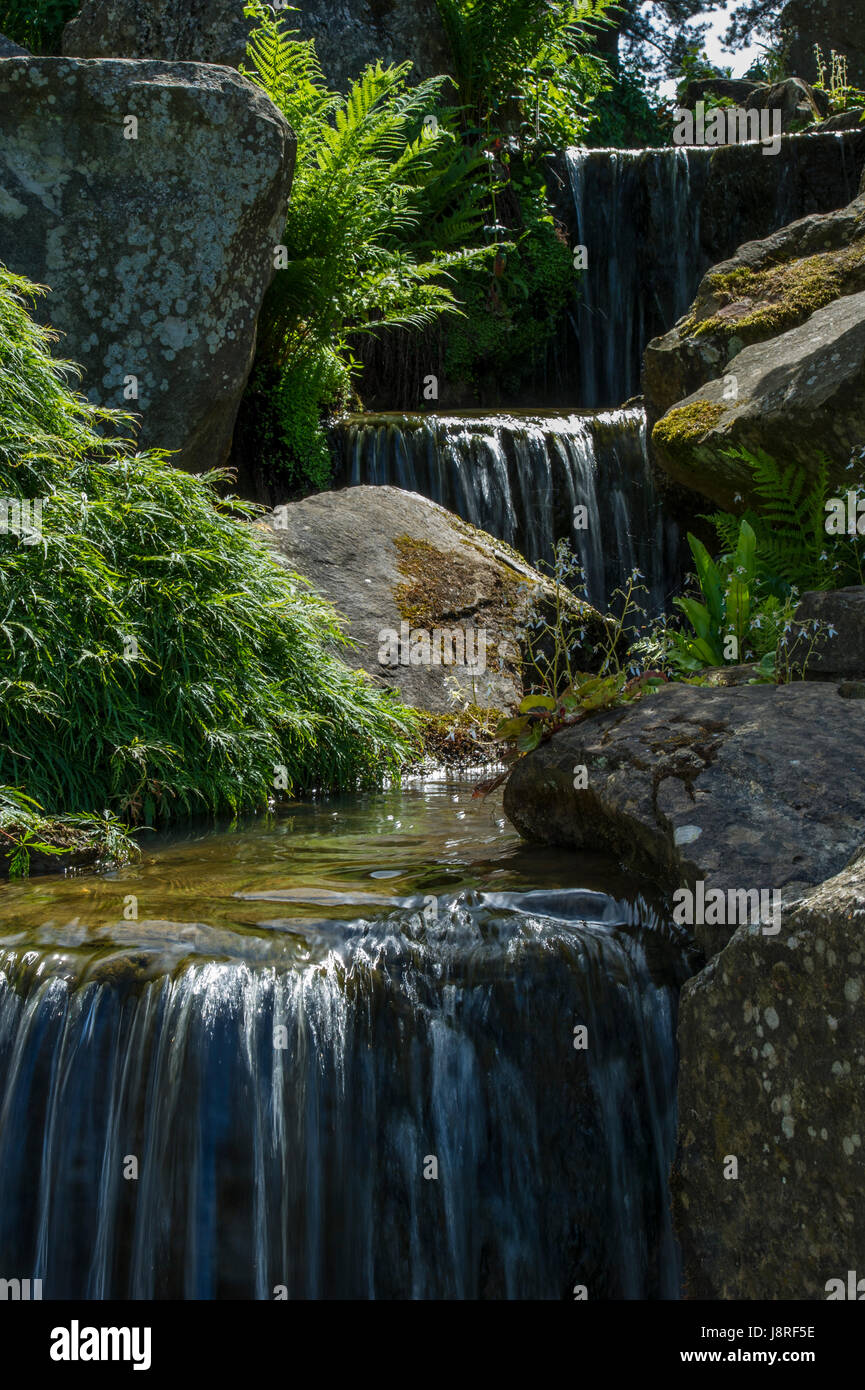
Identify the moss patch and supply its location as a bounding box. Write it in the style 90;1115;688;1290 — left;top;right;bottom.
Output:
652;401;726;458
392;534;522;644
685;240;865;345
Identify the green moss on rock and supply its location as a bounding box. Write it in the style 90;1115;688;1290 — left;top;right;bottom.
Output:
652;401;726;458
685;240;865;345
392;534;521;641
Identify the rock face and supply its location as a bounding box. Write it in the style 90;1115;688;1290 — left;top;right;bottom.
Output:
646;194;865;509
0;56;294;471
0;33;28;57
789;587;865;680
782;0;865;90
261;485;608;714
63;0;450;90
751;76;826;129
680;76;830;128
502;680;865;958
64;0;255;68
672;848;865;1299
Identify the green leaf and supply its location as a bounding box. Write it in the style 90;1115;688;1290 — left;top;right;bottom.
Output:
686;532;724;629
674;595;712;644
517;725;543;753
518;694;557;713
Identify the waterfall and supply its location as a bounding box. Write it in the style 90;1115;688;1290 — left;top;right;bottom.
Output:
0;890;692;1299
333;408;680;612
566;130;865;406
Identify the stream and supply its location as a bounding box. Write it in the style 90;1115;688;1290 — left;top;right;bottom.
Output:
0;776;698;1299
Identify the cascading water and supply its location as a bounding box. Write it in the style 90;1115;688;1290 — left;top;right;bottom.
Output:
333;408;680;612
0;892;690;1300
566;130;865;406
0;785;700;1301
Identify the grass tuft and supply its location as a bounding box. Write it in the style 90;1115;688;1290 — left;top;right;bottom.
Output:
0;267;419;832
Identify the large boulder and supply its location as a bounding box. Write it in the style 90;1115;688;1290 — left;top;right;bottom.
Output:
0;56;294;472
672;847;865;1298
502;680;865;958
260;485;609;714
63;0;255;69
748;76;827;129
646;194;865;510
0;33;28;57
63;0;451;91
781;0;865;90
815;107;865;132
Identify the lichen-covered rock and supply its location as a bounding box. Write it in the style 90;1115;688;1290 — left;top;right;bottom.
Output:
650;291;865;511
64;0;256;68
502;680;865;958
645;191;865;510
0;56;295;471
63;0;450;91
672;847;865;1299
260;485;608;714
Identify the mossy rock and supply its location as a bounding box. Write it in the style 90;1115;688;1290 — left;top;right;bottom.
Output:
646;193;865;509
263;485;611;714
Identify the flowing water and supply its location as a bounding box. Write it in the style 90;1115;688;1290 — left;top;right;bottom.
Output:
566;131;865;406
333;408;680;612
0;778;698;1300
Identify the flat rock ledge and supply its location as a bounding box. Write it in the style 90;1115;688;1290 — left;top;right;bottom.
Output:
503;680;865;959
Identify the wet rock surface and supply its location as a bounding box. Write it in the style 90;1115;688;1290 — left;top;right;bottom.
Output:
503;680;865;958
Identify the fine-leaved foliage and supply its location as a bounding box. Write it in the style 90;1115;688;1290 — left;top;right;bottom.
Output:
0;268;418;826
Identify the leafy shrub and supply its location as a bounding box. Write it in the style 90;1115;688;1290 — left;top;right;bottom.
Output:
0;267;418;825
0;786;136;879
434;0;615;144
0;0;77;53
662;521;788;675
444;172;574;398
239;1;490;491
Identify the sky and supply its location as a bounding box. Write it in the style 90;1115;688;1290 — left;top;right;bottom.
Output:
656;3;768;98
701;3;765;75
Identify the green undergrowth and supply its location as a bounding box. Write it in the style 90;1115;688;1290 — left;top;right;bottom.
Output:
0;0;78;53
0;786;137;880
0;267;419;844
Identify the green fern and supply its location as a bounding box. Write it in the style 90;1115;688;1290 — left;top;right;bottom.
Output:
705;447;863;593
